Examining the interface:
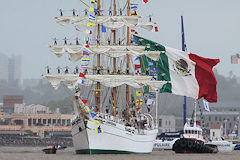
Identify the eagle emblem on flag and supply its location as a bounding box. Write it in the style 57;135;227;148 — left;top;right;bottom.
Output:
173;59;191;76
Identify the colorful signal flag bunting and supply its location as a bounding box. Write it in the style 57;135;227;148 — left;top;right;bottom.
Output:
75;88;81;93
89;14;96;20
136;107;142;113
84;37;91;42
95;127;102;134
90;7;98;13
79;72;85;78
101;25;106;32
87;22;95;27
81;99;88;104
85;29;92;34
136;99;143;105
85;106;92;112
85;44;90;48
81;58;90;62
80;64;88;68
91;0;97;4
93;120;101;126
83;51;89;56
136;90;142;96
143;0;149;4
134;64;141;70
90;113;97;119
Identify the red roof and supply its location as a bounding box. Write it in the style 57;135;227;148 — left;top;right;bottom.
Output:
210;124;221;129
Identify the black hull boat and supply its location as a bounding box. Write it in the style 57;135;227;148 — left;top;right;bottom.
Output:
173;138;218;153
42;148;57;154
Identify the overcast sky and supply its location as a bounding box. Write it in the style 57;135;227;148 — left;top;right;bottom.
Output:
1;0;240;79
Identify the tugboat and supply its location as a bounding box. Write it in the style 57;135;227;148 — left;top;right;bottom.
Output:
172;101;218;153
154;131;182;150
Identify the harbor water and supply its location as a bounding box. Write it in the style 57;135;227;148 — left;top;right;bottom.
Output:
0;147;239;160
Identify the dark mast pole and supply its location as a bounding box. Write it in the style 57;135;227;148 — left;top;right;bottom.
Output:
181;15;187;125
125;0;130;121
96;0;101;112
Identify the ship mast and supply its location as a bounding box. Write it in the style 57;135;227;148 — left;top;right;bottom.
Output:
112;0;117;117
125;0;130;121
96;0;101;112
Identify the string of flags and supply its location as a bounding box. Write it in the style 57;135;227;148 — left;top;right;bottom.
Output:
142;0;149;4
136;90;142;97
85;106;93;112
91;0;97;4
136;99;143;106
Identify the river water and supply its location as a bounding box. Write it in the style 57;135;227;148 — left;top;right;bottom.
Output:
0;146;239;160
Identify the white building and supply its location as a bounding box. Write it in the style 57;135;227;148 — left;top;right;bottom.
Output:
14;104;49;114
158;115;176;133
210;124;223;141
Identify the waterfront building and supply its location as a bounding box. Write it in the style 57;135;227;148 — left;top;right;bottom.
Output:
0;112;73;138
3;95;24;113
14;104;50;114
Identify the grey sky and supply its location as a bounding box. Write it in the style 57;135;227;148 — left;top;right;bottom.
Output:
1;0;240;79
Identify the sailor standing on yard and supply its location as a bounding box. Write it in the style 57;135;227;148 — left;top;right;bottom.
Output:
53;38;57;45
64;66;70;74
63;37;68;45
75;65;79;74
56;66;61;74
46;66;51;74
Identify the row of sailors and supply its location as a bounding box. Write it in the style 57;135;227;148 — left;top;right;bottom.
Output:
53;37;128;46
58;8;152;22
45;66;158;78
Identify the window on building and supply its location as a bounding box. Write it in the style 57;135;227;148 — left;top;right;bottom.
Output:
213;131;215;137
33;119;36;125
215;116;217;121
28;118;32;126
158;119;162;127
219;117;222;121
57;119;61;124
209;116;211;121
169;121;171;126
234;117;236;121
229;122;232;128
67;119;70;126
62;119;66;126
165;120;168;126
43;119;46;124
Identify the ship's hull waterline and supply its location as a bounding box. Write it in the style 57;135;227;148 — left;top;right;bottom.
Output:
72;117;158;154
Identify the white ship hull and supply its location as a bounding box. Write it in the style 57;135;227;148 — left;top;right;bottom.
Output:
72;117;158;154
153;138;179;150
205;141;236;152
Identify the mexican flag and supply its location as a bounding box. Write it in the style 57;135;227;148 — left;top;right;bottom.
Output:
134;35;220;102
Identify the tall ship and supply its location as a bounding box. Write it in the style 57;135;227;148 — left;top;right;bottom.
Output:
43;0;220;154
44;0;166;154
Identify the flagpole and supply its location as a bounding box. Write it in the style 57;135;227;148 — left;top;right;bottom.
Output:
181;15;187;125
